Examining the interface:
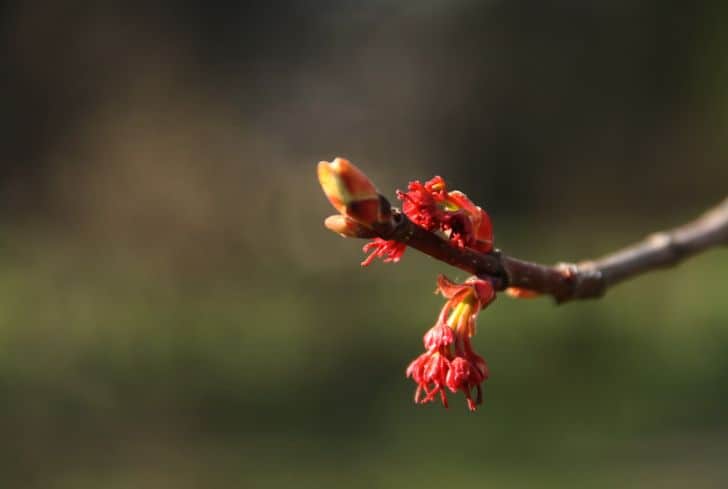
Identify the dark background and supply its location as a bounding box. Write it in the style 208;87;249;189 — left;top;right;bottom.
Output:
1;2;727;488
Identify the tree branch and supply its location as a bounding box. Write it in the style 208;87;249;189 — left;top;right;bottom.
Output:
370;196;728;303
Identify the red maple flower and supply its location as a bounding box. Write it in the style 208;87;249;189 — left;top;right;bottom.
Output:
423;322;454;351
406;350;451;407
396;176;448;231
397;176;494;253
361;238;407;267
446;355;487;411
406;275;495;411
362;176;493;266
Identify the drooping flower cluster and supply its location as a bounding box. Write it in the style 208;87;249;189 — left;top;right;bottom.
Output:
361;175;493;266
406;275;495;411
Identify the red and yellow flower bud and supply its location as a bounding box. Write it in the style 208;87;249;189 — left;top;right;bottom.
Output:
324;215;377;238
317;158;388;227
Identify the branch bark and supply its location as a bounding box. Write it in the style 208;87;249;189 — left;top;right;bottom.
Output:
371;196;728;303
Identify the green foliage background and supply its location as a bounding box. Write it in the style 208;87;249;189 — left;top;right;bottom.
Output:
1;209;726;488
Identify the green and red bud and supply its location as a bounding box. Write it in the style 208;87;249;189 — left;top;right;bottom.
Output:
323;215;377;238
317;157;389;227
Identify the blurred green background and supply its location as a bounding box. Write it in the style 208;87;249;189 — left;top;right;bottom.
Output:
1;2;728;488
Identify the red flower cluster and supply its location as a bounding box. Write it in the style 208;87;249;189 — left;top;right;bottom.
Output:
318;158;501;412
362;176;493;266
406;275;495;411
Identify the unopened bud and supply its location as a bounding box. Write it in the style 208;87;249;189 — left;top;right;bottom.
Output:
317;157;389;226
324;215;377;238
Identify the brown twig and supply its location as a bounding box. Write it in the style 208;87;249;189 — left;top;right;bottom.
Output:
371;196;728;303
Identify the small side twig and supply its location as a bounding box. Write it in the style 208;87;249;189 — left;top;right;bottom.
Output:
371;196;728;303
